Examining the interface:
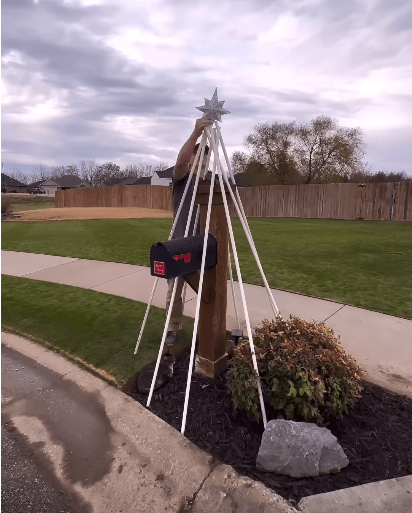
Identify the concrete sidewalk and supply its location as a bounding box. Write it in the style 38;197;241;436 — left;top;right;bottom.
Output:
2;250;412;399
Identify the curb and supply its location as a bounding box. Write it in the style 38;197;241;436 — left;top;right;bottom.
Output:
298;475;412;513
1;332;298;513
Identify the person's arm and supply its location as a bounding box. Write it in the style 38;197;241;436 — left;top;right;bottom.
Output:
173;117;213;180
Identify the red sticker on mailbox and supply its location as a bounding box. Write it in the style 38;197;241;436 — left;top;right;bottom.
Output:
154;261;165;275
172;253;191;264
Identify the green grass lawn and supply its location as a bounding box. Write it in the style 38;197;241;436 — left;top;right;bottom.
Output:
1;275;194;387
1;194;56;212
2;218;411;318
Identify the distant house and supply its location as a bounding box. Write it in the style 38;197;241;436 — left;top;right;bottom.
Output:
151;167;174;186
36;179;59;196
55;174;88;190
134;176;152;185
115;176;152;186
29;174;88;196
1;173;28;193
28;179;47;193
115;177;140;186
115;169;174;187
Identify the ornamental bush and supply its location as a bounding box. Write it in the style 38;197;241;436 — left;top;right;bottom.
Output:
228;317;366;424
1;200;13;217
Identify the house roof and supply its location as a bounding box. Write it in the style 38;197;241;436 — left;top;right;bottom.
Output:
39;180;59;186
116;176;152;186
115;176;140;186
134;176;152;185
54;174;88;188
154;167;174;179
1;173;27;187
28;179;47;188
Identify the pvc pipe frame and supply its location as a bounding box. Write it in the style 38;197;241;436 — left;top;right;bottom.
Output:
181;206;200;314
134;132;209;354
208;126;281;320
137;122;275;431
228;243;240;330
180;124;268;434
206;125;267;428
146;137;209;406
180;130;219;433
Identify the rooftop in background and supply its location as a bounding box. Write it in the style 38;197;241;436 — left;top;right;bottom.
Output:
28;179;47;189
1;173;26;187
28;175;88;188
153;167;174;179
134;176;152;185
54;174;88;188
115;176;152;186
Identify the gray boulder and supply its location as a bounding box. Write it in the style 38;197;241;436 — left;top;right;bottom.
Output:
256;420;349;477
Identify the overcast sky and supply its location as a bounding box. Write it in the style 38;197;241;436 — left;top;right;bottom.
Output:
2;0;411;179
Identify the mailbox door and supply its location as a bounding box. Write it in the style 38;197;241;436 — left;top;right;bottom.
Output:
150;234;217;279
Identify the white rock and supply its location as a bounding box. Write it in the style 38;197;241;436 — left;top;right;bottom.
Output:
256;420;349;478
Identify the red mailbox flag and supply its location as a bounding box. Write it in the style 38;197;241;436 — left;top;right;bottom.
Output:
172;254;191;264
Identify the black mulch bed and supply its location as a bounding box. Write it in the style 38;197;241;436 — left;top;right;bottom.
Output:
128;352;412;506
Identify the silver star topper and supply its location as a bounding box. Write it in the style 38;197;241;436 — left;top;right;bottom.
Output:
196;88;230;122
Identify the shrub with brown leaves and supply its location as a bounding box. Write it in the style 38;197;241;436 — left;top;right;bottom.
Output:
228;317;367;423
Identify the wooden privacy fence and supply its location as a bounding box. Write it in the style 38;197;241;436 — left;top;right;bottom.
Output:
56;182;412;221
230;182;412;221
56;185;173;212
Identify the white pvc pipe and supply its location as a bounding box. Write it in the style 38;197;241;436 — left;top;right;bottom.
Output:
147;144;209;403
134;134;209;354
134;276;159;354
181;133;218;435
181;206;200;316
147;276;179;406
210;124;267;427
213;126;280;319
171;132;208;240
228;242;240;330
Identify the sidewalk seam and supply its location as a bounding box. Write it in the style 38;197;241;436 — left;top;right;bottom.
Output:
322;304;346;323
182;462;219;512
88;268;148;290
18;258;80;277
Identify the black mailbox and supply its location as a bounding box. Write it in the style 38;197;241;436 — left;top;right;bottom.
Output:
150;234;217;279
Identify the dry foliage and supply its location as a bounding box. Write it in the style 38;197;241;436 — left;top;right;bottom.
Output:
229;316;367;423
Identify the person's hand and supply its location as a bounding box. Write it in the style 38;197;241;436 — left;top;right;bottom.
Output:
194;117;213;136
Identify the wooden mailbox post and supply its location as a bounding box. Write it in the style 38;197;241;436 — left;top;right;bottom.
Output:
195;178;231;379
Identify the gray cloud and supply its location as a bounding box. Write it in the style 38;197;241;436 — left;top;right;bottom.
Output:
1;0;411;177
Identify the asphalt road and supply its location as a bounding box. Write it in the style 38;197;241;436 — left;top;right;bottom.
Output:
1;423;87;513
1;345;100;513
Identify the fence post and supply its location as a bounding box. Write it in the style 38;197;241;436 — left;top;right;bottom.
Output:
388;182;396;221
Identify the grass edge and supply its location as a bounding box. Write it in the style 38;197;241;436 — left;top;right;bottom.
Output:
1;325;122;389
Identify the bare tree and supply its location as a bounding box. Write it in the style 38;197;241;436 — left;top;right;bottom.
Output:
369;170;411;183
121;162;169;179
7;166;29;184
94;162;122;186
295;116;366;184
230;151;250;175
153;162;170;173
122;163;152;178
30;163;51;183
232;122;300;184
80;160;99;186
63;164;80;176
49;165;66;180
232;116;367;185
